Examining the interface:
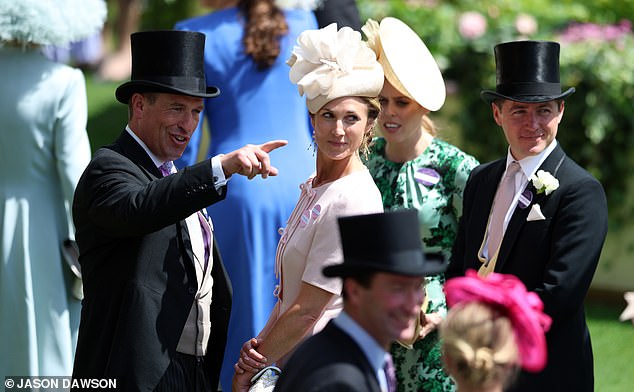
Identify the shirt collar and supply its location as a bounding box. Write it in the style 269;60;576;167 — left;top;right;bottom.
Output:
333;311;387;373
506;139;558;180
125;125;166;169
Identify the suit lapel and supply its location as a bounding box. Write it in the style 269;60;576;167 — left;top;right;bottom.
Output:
112;130;162;179
113;129;197;269
495;145;566;270
326;322;381;392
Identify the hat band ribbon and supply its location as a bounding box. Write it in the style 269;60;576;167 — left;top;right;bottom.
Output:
497;82;561;96
137;75;207;92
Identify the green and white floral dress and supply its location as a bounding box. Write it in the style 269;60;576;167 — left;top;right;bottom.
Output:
364;137;479;392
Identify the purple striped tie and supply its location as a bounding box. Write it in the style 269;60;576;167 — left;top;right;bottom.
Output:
384;354;396;392
159;161;211;269
158;161;174;177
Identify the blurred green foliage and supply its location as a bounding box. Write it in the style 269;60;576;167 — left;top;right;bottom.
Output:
357;0;634;225
140;0;203;30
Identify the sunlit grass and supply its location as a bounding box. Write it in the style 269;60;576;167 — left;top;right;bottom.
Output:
587;300;634;392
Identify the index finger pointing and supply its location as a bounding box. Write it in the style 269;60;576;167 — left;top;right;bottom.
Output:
259;140;288;153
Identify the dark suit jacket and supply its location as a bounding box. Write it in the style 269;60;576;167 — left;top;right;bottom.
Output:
448;144;607;392
274;321;381;392
71;130;232;391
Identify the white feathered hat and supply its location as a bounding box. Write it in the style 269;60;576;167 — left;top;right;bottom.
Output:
362;17;446;112
0;0;107;46
287;23;384;114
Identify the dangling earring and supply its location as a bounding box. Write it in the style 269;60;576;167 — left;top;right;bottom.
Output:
307;131;317;157
360;128;373;159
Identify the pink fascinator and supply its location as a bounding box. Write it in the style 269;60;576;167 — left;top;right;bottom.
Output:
445;270;552;372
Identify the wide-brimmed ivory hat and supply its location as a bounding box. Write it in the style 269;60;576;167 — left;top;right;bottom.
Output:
287;23;384;114
362;17;446;112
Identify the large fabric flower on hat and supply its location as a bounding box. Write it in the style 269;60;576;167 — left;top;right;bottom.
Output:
287;22;382;112
0;0;106;46
445;270;552;372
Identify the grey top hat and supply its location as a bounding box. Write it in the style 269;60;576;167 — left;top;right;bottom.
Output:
481;40;575;104
115;30;220;104
323;209;446;278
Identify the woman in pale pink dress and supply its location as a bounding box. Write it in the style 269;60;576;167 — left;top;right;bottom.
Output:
232;23;385;391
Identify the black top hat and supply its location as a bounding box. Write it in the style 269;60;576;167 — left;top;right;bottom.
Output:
481;40;575;104
323;209;446;278
115;30;220;104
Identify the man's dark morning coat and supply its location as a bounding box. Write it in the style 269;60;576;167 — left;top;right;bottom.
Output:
72;130;232;390
448;144;607;392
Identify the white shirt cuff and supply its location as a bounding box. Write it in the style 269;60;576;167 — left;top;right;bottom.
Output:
211;155;228;190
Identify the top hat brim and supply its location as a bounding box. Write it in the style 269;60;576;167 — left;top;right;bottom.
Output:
322;252;447;278
115;80;220;104
481;87;575;104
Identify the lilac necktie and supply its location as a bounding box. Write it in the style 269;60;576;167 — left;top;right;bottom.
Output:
159;161;211;268
384;354;397;392
158;161;174;177
486;161;521;263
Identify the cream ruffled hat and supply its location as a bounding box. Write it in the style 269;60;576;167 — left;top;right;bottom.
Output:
287;23;384;114
0;0;106;46
362;17;446;112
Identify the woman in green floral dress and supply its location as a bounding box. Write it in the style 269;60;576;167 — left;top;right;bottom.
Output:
362;17;479;392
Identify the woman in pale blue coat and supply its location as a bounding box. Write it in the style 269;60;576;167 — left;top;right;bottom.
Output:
0;0;106;377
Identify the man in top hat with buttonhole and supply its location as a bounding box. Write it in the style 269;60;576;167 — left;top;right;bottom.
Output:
71;30;287;391
447;40;608;391
274;209;446;391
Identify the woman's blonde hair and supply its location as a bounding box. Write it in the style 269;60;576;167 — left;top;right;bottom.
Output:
360;96;381;157
421;114;438;137
441;302;519;390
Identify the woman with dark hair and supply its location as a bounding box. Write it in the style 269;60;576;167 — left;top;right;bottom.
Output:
174;1;317;389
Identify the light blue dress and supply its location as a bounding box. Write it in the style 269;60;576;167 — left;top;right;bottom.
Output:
174;8;317;389
0;47;90;377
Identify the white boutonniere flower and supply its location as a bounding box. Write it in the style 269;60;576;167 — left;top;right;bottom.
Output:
530;170;559;195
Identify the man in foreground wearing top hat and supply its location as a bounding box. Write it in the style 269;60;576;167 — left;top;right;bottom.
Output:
447;40;608;391
71;30;287;391
273;209;446;392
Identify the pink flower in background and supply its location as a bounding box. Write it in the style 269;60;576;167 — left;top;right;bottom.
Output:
459;11;487;39
515;13;538;36
558;19;632;43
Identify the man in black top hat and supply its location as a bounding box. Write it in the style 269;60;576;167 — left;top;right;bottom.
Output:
71;30;287;391
447;40;608;392
274;209;446;392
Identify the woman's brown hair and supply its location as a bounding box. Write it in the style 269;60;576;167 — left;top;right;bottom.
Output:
239;0;289;69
